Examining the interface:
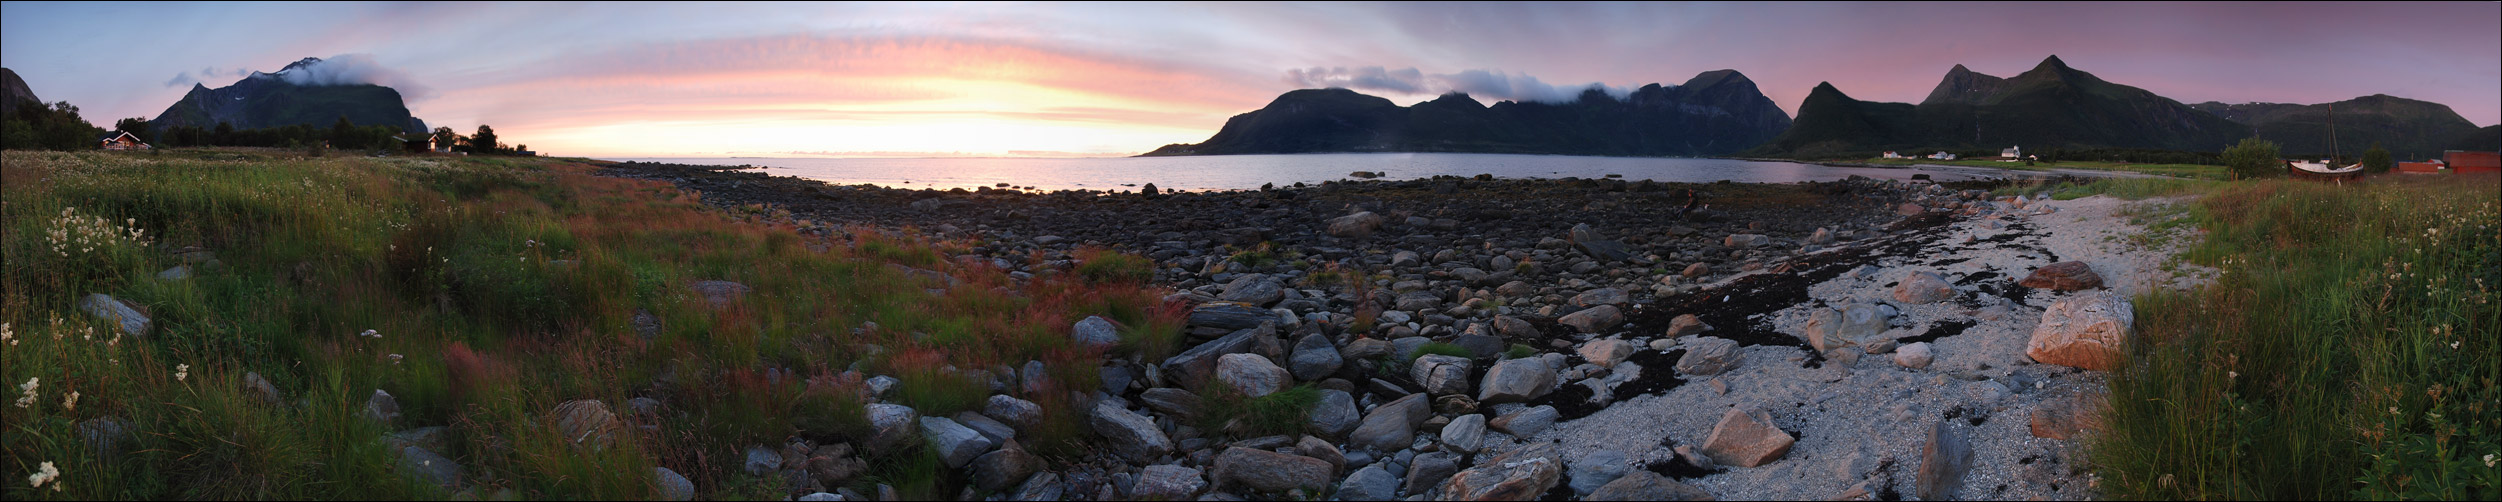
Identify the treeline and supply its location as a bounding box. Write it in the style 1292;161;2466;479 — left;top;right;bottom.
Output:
1;98;107;150
2031;147;2221;165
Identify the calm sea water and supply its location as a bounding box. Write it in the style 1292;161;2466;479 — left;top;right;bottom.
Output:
599;153;2013;192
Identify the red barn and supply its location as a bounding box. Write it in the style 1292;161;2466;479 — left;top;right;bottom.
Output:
97;131;148;150
2446;150;2499;175
2396;159;2446;174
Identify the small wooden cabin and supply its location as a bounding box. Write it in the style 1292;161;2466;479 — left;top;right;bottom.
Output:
97;131;149;150
398;134;435;154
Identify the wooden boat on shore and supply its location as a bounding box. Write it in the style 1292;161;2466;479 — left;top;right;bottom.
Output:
2288;159;2364;181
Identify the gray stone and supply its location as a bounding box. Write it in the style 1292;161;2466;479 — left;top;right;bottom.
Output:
1493;316;1538;338
1213;447;1334;493
1410;354;1474;396
1337;463;1399;501
796;493;843;502
1893;342;1935;369
1013;471;1065;501
744;444;782;475
1476;357;1556;403
1188;302;1275;331
1141;387;1203;420
632;309;662;340
553;399;624;450
1804;304;1890;352
1723;234;1771;248
1570;223;1634;262
1558;305;1624;333
1161;324;1272;389
865;403;921;456
76;417;132;460
1222;274;1286;306
388;426;452;453
76;293;150;338
1892;271;1957;304
1073;316;1123;350
1917;419;1973;500
1088;401;1173;464
971;439;1044;491
1699;408;1793;467
1133;464;1207;500
1289;333;1343;381
1438;441;1562;501
1440;413;1488;454
365;389;401;426
1570;288;1628;307
1451;333;1506;360
1578;339;1634;368
1308;389;1361;438
1673;337;1742;376
1587;470;1713;501
1403;452;1460;497
1100;365;1134;394
953;411;1016;445
1349;393;1428;451
1490;405;1559;437
398;446;461;488
1328;211;1387;238
983;395;1043;432
1568;450;1631;495
1217;353;1290;397
1343;337;1392;359
655;467;695;501
157;265;193;281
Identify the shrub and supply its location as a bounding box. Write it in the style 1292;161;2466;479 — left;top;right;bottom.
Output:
1074;248;1154;284
2221;137;2283;180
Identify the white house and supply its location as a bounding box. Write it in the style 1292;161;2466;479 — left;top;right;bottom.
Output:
1928;151;1957;160
2001;145;2022;158
1882;151;1904;159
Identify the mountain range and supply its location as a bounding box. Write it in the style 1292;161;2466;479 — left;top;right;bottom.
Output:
1142;69;1793;157
2190;95;2481;158
149;57;426;134
1751;56;2252;157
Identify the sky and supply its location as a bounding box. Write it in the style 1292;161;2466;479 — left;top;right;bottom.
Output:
4;1;2496;158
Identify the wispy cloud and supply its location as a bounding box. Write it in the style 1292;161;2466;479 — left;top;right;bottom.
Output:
1282;66;1631;103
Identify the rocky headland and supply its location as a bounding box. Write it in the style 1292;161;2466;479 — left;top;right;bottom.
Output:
593;161;2212;501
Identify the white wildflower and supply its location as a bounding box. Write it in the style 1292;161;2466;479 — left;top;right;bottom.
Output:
26;461;57;489
13;377;36;408
61;391;77;412
387;353;404;364
175;363;189;382
2227;371;2238;379
361;329;381;339
2486;453;2497;468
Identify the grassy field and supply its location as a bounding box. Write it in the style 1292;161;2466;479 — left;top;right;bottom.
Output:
0;149;1181;500
1858;157;2231;180
2091;174;2501;499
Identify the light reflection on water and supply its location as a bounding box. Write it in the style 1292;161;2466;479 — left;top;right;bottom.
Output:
600;153;2008;191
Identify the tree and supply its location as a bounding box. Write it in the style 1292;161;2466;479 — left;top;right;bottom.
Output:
213;121;235;146
114;117;149;141
431;126;456;151
2361;143;2393;174
466;124;499;154
2222;137;2283;180
514;144;526;154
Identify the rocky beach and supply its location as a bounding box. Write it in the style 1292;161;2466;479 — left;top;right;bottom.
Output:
594;160;2212;500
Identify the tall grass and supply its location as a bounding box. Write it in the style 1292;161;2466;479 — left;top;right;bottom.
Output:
2094;175;2500;500
0;149;1172;499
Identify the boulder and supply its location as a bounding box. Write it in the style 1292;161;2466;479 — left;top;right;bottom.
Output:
1896;203;1926;216
1013;471;1065;501
1804;227;1835;246
1308;389;1361;438
655;467;695;501
1681;262;1710;278
76;417;132;461
1288;333;1342;381
1132;464;1207;500
1892;342;1935;369
1588;470;1714;501
1437;441;1563;501
1296;436;1346;475
1568;449;1631;495
920;416;997;468
1328;211;1387;238
1405;451;1460;496
1570;223;1635;262
1216;353;1290;397
2025;291;2134;371
983;395;1043;432
1087;401;1172;464
865;403;921;456
1343;337;1392;360
1140;387;1203;420
1410;354;1474;396
1477;357;1557;403
554;399;623;450
1570;288;1629;307
804;443;867;487
2018;261;2105;291
1336;464;1400;501
1349;393;1428;451
1699;408;1793;467
1891;272;1957;304
1578;339;1634;368
970;439;1043;491
743;444;782;476
690;280;751;308
1558;305;1624;333
1212;447;1334;493
1673;337;1742;376
1916;419;1973;500
1493;316;1539;338
1072;316;1122;350
1665;314;1710;337
365;389;401;426
1803;304;1890;352
1187;302;1273;331
1440;413;1488;454
1161;324;1272;389
398;446;462;488
77;294;150;338
1490;405;1560;437
1221;274;1286;306
1722;234;1771;248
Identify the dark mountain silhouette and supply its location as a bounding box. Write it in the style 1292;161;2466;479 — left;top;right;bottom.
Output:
149;57;426;134
1143;69;1792;157
1;67;40;118
2190;94;2481;159
1755;56;2250;157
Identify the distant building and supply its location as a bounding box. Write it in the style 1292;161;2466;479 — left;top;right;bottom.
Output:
397;134;434;154
515;150;537;157
1928;151;1957;160
1882;151;1904;159
2001;145;2021;158
97;131;149;150
2396;159;2446;174
2446;150;2499;175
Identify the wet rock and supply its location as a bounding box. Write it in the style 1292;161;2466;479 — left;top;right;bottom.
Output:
1438;441;1563;501
1570;223;1635;262
1328;211;1387;238
2026;291;2134;371
1213;447;1333;493
1088;401;1172;464
1892;271;1957;304
1441;413;1488;454
1216;353;1289;397
971;439;1044;491
1558;305;1624;333
1072;316;1122;350
1308;389;1361;438
1699;408;1793;468
1916;419;1973;500
1410;354;1474;396
1578;339;1634;368
1893;342;1934;369
866;403;921;456
1568;449;1631;495
1132;464;1207;500
1674;337;1742;376
921;416;997;468
1490;405;1560;437
690;280;751;308
1589;470;1713;501
655;467;695;501
1288;333;1342;381
77;293;150;338
1477;357;1557;403
1187;302;1273;331
2018;261;2105;291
